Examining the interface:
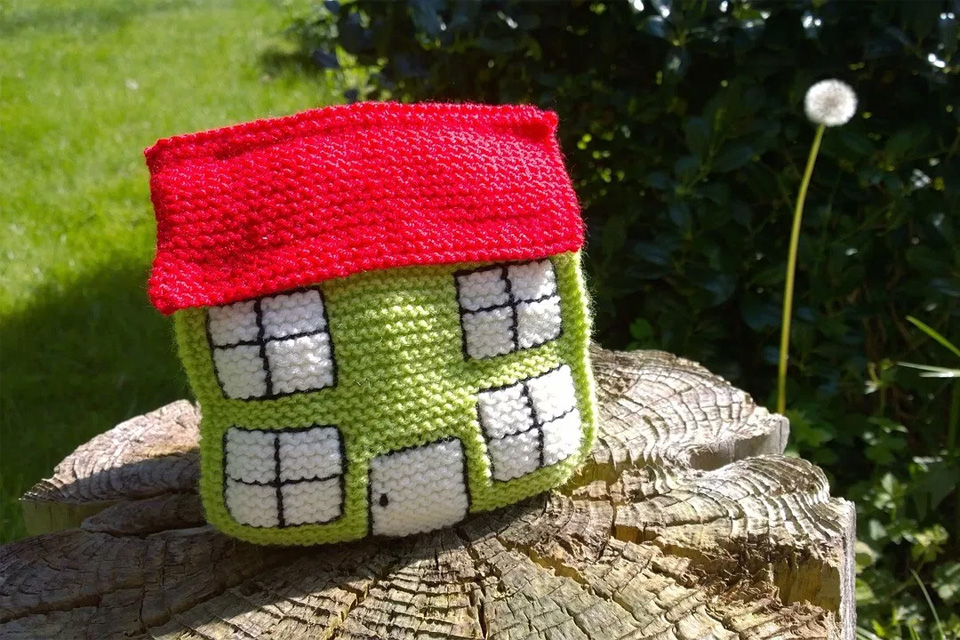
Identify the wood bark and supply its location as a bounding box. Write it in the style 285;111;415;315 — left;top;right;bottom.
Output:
2;348;855;639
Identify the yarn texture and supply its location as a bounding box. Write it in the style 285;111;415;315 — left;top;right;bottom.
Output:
146;103;596;545
146;102;583;315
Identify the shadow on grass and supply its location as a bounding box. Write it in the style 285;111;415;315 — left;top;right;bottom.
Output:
258;43;361;101
260;48;317;77
0;261;190;542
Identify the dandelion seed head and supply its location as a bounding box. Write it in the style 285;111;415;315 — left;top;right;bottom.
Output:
804;79;858;127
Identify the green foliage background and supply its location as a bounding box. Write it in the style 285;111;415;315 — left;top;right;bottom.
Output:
283;0;960;637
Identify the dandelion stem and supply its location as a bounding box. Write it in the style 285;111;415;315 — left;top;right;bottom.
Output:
778;123;825;415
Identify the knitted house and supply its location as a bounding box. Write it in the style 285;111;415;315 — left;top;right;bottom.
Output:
146;103;596;545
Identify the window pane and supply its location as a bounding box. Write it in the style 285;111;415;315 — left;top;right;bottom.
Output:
461;307;515;359
224;427;276;484
542;409;583;466
477;383;535;440
488;428;540;482
208;300;258;346
260;289;327;339
507;259;557;302
278;425;342;481
516;296;563;350
265;333;336;395
281;478;342;526
455;266;509;311
526;365;578;422
225;479;280;528
213;344;268;400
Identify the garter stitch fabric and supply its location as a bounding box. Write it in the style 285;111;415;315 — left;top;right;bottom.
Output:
146;103;596;546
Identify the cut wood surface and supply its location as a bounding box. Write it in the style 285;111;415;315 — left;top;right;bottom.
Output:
2;348;856;639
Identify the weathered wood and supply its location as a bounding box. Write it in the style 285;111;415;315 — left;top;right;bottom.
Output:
19;400;200;535
2;348;855;639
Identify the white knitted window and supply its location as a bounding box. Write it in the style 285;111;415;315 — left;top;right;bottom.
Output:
207;288;337;400
455;259;562;360
477;365;582;482
223;425;344;528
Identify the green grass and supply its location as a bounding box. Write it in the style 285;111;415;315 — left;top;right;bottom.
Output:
0;0;336;541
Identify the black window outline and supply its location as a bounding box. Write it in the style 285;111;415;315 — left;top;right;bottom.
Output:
222;424;347;529
366;436;472;538
453;258;564;361
206;286;339;401
476;364;580;483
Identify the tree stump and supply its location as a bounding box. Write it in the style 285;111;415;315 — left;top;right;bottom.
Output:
1;348;855;639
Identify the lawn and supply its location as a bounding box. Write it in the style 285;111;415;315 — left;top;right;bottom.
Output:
0;0;336;541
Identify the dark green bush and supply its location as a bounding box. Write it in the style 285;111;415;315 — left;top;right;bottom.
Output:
284;0;959;635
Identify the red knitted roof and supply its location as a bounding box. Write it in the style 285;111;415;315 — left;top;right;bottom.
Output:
145;102;584;314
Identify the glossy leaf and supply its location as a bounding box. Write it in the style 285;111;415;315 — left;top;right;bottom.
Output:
310;49;339;69
684;117;711;158
712;144;753;172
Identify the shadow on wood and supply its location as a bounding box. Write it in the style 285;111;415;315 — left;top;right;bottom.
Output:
2;348;856;639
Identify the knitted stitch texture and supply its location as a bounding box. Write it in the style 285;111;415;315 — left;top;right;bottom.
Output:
146;103;583;315
147;104;595;546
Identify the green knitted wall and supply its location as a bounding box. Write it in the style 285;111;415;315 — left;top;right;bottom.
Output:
174;251;594;545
